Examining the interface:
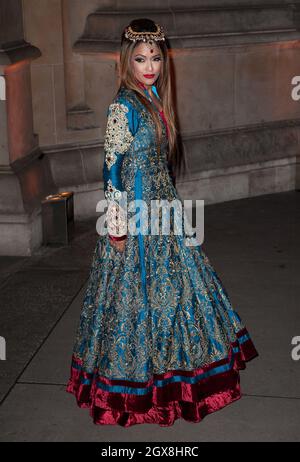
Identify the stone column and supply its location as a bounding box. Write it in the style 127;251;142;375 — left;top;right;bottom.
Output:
0;0;54;256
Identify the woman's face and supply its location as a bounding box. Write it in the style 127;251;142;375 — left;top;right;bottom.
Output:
131;42;163;89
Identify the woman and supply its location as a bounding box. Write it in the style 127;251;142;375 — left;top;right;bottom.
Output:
66;18;259;427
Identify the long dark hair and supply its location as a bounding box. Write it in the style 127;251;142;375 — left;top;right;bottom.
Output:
116;18;186;179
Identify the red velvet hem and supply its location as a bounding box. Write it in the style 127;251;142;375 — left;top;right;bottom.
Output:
66;327;258;427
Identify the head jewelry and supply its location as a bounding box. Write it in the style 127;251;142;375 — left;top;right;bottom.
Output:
124;23;165;45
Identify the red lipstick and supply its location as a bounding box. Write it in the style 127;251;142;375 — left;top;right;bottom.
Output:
143;74;155;79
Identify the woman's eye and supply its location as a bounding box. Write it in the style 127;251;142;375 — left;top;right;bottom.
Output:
135;57;162;63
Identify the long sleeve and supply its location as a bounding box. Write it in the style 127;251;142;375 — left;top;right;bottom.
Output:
103;101;135;239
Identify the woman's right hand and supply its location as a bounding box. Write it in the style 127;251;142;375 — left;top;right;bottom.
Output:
109;236;127;253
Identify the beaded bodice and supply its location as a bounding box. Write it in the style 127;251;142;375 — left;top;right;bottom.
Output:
102;84;175;238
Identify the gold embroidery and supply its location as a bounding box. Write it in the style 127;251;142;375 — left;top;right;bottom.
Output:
107;200;127;236
70;88;253;381
104;179;122;201
104;102;134;170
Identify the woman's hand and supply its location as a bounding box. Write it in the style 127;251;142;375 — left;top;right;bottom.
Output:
109;236;127;253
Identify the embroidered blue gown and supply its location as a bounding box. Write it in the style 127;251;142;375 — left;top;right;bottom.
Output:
66;84;259;427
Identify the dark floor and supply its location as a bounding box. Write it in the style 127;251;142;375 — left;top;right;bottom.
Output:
0;190;299;441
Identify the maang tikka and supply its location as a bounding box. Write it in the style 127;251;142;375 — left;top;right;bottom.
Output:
124;23;166;44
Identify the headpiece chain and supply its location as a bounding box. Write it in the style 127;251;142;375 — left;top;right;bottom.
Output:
124;23;165;42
